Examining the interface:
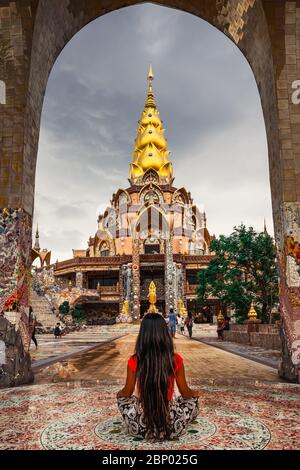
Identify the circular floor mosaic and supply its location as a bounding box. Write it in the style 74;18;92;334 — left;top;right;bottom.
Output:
95;416;216;449
40;408;271;450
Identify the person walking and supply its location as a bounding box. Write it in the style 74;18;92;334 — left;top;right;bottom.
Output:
185;312;193;339
177;314;184;335
168;307;177;338
29;306;38;349
117;313;199;440
31;318;38;349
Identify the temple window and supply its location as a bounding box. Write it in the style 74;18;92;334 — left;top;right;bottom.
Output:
0;80;6;104
144;238;160;254
99;242;110;257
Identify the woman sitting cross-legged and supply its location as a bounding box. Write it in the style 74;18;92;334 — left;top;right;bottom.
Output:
116;313;200;441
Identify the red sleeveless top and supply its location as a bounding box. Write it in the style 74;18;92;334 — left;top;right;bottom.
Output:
128;353;183;401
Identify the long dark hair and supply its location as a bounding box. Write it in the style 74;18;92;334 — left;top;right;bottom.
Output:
135;313;174;440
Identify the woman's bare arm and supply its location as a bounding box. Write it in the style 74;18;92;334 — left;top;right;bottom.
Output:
116;365;136;398
175;363;200;398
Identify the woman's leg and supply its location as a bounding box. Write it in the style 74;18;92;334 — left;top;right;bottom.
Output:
117;396;146;437
169;397;199;438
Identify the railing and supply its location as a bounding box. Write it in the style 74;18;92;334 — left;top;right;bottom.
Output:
98;285;120;294
54;254;215;273
55;255;132;271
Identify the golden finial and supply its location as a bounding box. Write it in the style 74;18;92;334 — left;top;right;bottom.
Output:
145;64;156;109
248;303;258;320
148;64;154;81
217;310;224;322
129;66;172;182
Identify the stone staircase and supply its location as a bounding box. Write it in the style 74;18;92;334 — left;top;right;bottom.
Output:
30;291;59;330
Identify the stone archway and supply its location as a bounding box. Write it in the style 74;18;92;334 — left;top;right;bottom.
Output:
0;0;299;383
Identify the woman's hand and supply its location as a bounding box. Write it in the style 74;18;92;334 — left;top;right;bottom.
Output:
176;363;200;399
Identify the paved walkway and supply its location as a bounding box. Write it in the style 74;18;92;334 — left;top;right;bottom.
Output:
30;325;140;368
34;333;280;384
191;324;280;368
1;329;299;450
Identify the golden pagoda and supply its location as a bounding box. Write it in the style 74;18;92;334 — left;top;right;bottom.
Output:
129;65;173;184
248;303;258;321
51;66;215;323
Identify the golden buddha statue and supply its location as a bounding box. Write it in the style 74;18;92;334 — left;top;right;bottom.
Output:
147;280;158;313
121;299;129;315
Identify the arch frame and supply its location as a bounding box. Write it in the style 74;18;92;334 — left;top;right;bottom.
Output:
0;0;299;382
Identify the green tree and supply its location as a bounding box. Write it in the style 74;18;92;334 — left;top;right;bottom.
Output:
59;301;70;315
72;304;86;322
196;225;279;323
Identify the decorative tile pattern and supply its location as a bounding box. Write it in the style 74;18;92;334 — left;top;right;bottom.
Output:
0;380;299;450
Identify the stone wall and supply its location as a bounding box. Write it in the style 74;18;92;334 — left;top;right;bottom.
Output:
224;324;281;350
0;315;33;388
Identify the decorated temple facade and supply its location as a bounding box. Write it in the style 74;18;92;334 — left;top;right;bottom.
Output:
52;67;218;323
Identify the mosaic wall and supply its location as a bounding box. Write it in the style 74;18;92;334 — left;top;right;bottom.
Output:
0;209;33;386
284;203;300;289
132;239;140;319
165;237;174;313
0;209;32;326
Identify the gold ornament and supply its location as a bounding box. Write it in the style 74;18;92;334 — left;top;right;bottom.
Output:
147;280;158;313
129;65;173;182
178;299;186;317
248;303;258;320
121;299;129;315
217;310;224;322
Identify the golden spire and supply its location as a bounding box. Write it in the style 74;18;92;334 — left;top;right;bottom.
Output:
248;302;258;320
130;65;173;183
145;64;156;108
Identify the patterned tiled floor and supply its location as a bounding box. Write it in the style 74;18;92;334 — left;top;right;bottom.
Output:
1;328;299;450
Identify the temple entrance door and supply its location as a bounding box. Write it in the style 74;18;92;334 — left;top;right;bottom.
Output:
144;244;160;254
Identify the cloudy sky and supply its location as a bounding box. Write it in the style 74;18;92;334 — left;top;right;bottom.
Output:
33;4;272;262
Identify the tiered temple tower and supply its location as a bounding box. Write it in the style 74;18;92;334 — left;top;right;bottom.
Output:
53;67;216;323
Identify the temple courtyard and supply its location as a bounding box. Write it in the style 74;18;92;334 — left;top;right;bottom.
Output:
0;325;299;450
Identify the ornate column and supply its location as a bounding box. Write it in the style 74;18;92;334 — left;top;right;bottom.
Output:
165;235;174;315
132;239;140;320
119;266;124;315
75;271;83;289
173;263;184;314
